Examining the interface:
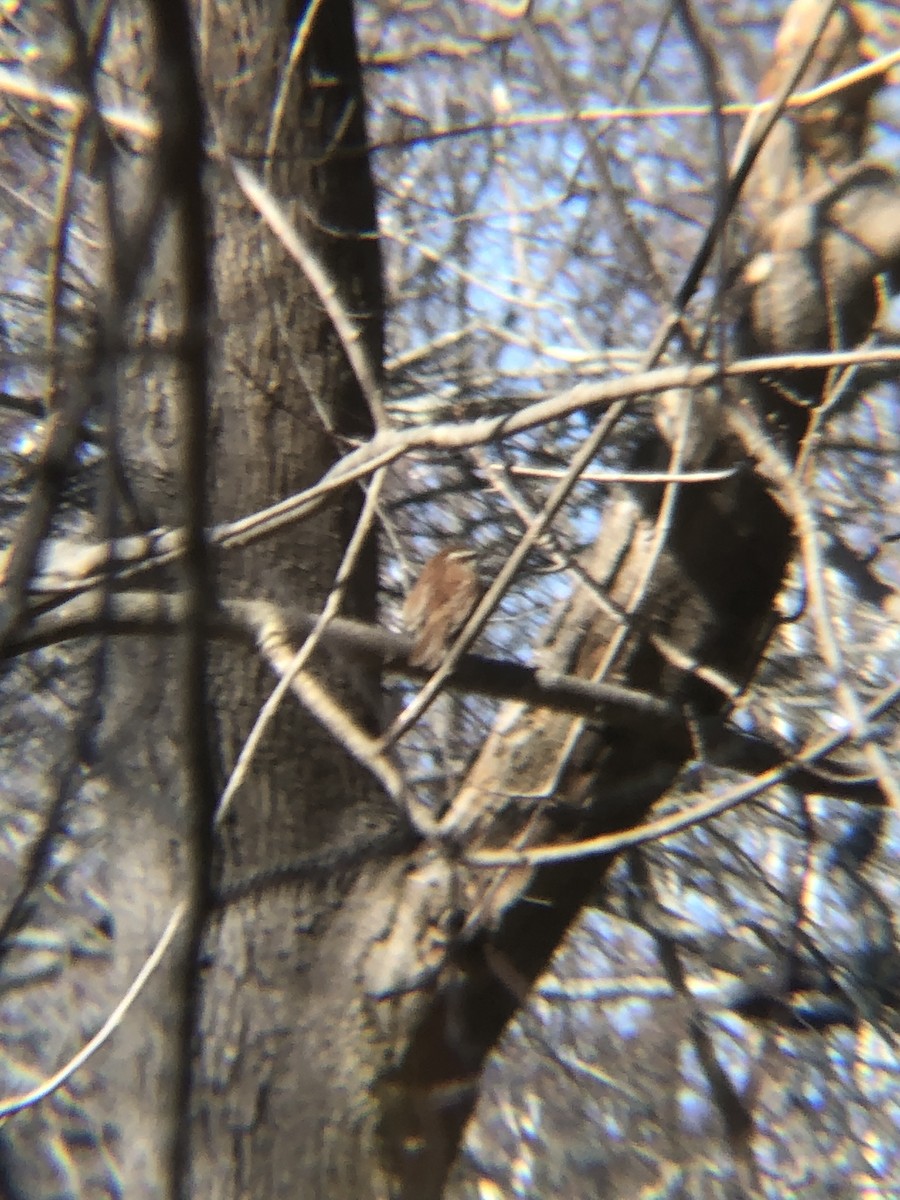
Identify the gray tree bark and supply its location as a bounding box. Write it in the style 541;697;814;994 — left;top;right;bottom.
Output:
1;2;403;1197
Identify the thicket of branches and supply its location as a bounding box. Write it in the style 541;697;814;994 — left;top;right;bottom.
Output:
0;1;899;1196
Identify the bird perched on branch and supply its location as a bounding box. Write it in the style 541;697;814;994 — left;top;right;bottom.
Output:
403;546;481;671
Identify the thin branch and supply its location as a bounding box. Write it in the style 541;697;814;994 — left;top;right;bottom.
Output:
467;680;900;868
0;902;186;1120
20;346;898;606
4;588;684;727
214;469;395;825
231;160;388;431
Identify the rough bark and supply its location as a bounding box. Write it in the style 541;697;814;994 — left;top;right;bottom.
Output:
0;2;399;1197
368;386;801;1198
122;2;401;1194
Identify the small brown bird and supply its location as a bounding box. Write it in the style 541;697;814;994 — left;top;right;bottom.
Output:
402;546;481;671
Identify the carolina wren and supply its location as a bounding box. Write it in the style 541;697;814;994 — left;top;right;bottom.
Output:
402;546;481;670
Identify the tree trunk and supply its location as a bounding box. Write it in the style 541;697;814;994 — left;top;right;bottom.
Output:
0;2;400;1197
